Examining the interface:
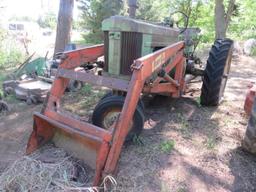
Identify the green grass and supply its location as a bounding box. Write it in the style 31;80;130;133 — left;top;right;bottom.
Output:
177;113;191;138
62;86;107;117
160;140;175;154
251;47;256;56
195;97;202;107
205;136;217;150
81;84;92;95
0;49;24;70
0;71;7;97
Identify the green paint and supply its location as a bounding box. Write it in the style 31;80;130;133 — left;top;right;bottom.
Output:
108;32;121;75
102;16;179;36
102;16;181;77
15;57;47;78
142;34;153;56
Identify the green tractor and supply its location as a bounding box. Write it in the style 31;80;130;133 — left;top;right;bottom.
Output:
101;11;233;106
25;1;234;185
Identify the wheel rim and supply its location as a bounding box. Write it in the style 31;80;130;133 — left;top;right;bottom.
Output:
69;80;82;91
219;48;233;100
102;107;133;130
73;81;81;90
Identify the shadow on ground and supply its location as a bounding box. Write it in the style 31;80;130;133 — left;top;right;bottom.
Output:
116;95;233;192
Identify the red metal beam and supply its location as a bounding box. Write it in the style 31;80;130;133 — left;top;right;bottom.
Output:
56;68;130;91
27;40;187;185
103;41;186;174
45;109;112;142
133;41;185;81
61;44;104;69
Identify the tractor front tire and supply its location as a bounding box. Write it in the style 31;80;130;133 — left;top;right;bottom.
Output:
92;95;145;141
100;91;145;111
200;39;234;106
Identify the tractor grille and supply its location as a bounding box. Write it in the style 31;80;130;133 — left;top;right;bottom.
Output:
120;32;142;75
104;32;142;76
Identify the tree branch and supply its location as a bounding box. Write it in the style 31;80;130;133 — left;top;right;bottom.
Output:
225;0;236;27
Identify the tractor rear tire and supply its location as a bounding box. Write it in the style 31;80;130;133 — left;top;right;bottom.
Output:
200;39;234;106
92;95;145;141
242;99;256;154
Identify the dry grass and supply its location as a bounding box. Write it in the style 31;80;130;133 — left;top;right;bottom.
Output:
0;145;117;192
62;85;108;118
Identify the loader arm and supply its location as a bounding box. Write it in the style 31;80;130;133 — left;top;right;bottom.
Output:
26;42;185;186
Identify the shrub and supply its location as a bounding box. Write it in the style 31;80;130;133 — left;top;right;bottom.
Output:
251;47;256;57
0;28;25;69
0;48;24;69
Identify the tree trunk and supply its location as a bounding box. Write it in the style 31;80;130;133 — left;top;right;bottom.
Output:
54;0;74;55
215;0;236;39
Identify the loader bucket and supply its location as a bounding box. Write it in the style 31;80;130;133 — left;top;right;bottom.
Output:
26;112;111;185
25;44;113;185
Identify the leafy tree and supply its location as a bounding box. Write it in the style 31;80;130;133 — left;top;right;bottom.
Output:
37;13;57;29
169;0;204;26
228;0;256;39
78;0;123;44
215;0;237;39
136;0;169;21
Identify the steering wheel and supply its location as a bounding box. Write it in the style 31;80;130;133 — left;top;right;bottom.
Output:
170;11;189;34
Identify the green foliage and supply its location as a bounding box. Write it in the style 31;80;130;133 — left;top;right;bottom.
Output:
205;136;217;149
0;29;6;47
78;0;123;44
251;47;256;56
195;97;201;107
169;0;204;26
9;16;35;22
76;0;217;43
160;140;175;153
228;0;256;40
0;28;24;69
0;71;7;96
0;49;23;69
136;0;169;21
81;84;92;95
37;13;57;29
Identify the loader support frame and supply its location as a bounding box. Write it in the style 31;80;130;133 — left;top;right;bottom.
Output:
26;42;185;185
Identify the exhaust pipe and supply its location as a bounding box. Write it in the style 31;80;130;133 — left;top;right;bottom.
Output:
128;0;138;18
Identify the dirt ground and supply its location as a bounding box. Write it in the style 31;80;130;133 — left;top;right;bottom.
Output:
0;53;256;191
0;102;41;173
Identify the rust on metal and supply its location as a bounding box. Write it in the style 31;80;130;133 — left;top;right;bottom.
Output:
56;68;130;92
26;40;186;185
143;83;177;95
104;41;186;174
60;44;104;69
26;113;55;154
44;110;112;142
244;84;256;115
